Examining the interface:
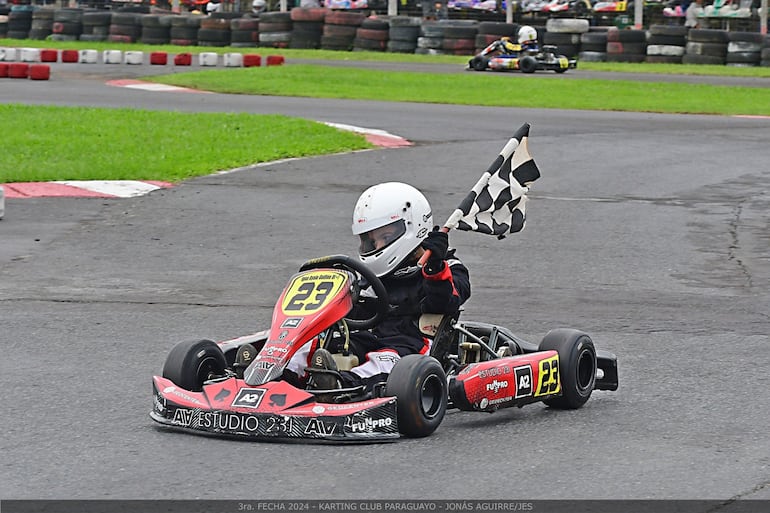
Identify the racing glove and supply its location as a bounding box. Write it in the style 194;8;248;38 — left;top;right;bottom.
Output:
421;227;448;275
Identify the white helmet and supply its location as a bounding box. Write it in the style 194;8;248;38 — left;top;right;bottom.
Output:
252;0;266;11
352;182;433;278
518;25;538;44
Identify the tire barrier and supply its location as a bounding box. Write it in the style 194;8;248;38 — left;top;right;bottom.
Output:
103;49;123;64
7;7;32;40
684;28;728;65
606;27;647;63
354;16;389;52
388;16;421;54
0;62;8;77
1;10;767;67
544;17;588;58
230;17;259;48
198;16;231;47
290;8;325;49
438;20;478;56
174;52;193;66
28;63;50;80
79;48;98;63
29;7;54;40
474;21;517;54
258;11;291;48
726;31;763;67
40;49;58;62
646;25;687;64
8;62;29;78
109;12;143;44
199;51;218;66
19;47;40;62
81;10;111;42
579;29;608;62
150;51;168;65
51;8;83;42
170;15;201;46
61;49;79;63
243;53;262;67
322;9;364;51
266;54;284;66
141;14;173;45
124;50;144;65
223;52;243;66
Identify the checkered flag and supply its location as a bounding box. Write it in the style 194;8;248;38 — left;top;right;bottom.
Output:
445;123;540;239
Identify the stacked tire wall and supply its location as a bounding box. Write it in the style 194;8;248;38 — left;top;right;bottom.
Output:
353;16;389;52
141;14;172;45
579;28;608;62
439;20;477;56
684;29;728;65
230;16;259;48
474;21;517;55
289;7;325;49
258;11;291;48
646;25;687;64
7;6;33;40
170;15;200;46
726;31;764;67
388;16;420;54
322;10;364;51
606;27;647;63
29;7;54;40
762;36;770;67
81;10;111;42
109;12;142;44
198;16;231;47
543;17;589;59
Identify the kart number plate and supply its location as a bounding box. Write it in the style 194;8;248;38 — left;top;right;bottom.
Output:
282;270;348;315
535;354;561;397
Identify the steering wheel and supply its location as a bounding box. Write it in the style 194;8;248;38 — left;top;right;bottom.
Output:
299;255;389;331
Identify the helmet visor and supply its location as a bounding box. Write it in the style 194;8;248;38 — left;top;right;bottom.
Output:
358;219;406;256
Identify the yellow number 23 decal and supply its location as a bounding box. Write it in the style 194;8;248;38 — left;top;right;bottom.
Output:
535;355;560;397
281;270;347;315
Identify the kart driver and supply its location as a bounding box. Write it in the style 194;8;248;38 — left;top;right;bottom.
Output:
285;182;471;393
517;25;540;53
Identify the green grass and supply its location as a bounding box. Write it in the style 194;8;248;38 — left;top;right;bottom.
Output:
0;104;371;183
3;39;769;183
147;63;770;116
4;37;770;77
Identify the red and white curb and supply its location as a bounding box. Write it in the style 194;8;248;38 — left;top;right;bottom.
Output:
106;79;213;94
2;180;173;199
323;122;411;148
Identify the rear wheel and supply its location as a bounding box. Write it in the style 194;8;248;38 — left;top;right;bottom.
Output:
538;329;596;409
386;355;448;438
162;339;227;392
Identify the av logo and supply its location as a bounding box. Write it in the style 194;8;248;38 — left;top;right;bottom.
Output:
514;365;533;398
232;388;266;409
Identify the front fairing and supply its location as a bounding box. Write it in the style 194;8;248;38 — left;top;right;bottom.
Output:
244;268;355;385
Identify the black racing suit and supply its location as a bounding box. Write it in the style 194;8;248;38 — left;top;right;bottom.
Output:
338;250;471;390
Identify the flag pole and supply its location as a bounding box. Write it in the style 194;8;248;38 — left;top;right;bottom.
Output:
418;123;535;267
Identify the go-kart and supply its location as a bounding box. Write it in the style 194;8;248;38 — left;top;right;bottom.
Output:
150;254;618;442
468;39;577;74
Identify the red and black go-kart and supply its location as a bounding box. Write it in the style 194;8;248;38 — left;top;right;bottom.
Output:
468;39;577;74
151;255;618;442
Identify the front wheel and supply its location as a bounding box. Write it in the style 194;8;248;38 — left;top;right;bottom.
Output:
519;56;538;74
469;56;488;71
162;339;227;392
386;355;448;438
538;329;596;409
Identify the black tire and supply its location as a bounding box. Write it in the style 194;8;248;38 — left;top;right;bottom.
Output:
470;56;488;71
162;339;226;392
538;329;596;409
519;56;538;74
386;355;448;438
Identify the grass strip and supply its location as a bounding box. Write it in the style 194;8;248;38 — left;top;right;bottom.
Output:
3;38;770;78
148;64;770;116
0;104;371;183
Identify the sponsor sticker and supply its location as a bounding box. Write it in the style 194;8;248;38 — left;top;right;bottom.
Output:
232;388;267;409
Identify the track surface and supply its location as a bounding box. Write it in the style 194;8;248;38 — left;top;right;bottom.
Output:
1;60;769;503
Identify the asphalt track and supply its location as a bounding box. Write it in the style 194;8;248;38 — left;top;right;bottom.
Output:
1;59;770;505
